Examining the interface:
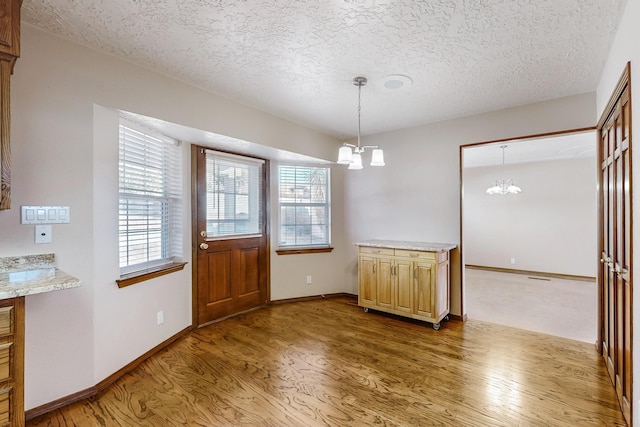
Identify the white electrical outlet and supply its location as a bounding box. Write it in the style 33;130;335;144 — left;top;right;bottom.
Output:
306;275;312;285
157;310;164;325
510;258;516;265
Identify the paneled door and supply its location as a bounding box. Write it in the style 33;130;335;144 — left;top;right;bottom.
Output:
598;62;632;425
193;147;269;326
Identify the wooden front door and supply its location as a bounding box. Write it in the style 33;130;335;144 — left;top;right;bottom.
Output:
193;146;269;326
598;62;632;425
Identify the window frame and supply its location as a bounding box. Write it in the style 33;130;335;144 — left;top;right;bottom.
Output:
117;119;185;287
203;150;265;241
276;164;333;255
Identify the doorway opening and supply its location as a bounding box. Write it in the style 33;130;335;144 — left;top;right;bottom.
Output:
461;129;597;343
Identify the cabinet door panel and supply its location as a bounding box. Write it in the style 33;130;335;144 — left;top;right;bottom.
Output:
377;258;394;308
395;259;412;313
359;256;376;305
414;262;434;318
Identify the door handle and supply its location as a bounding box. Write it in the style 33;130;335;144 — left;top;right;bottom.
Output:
200;242;209;250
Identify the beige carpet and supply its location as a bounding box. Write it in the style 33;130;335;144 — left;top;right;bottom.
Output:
465;267;597;344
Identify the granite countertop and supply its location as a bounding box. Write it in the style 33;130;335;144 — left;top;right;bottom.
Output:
0;253;81;299
354;239;457;252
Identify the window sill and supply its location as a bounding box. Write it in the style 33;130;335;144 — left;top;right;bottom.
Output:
275;247;334;255
116;261;188;288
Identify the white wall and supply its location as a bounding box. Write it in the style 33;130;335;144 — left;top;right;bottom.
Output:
342;93;596;317
463;157;597;277
269;162;349;301
596;0;640;424
6;26;349;409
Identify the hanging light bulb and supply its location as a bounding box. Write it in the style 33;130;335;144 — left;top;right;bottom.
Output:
370;148;385;166
337;146;353;164
348;152;363;169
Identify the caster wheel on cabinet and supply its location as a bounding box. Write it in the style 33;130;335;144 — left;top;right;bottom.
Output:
444;315;450;321
433;322;441;331
364;307;369;313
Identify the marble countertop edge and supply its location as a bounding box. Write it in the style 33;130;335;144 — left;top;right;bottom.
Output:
354;239;457;252
0;254;82;300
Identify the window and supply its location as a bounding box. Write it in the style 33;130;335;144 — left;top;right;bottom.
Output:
118;120;183;277
205;151;264;238
278;165;330;249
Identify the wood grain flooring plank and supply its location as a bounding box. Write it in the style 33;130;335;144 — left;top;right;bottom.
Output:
27;297;625;426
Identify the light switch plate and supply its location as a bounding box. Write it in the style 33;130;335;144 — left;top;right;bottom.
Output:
35;225;52;244
21;206;70;224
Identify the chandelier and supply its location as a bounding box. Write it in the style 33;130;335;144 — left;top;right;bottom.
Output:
486;145;522;195
337;77;385;169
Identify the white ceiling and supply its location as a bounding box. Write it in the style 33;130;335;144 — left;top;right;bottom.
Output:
463;130;596;168
22;0;626;140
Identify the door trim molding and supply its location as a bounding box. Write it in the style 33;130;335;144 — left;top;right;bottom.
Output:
459;126;596;318
598;63;631;130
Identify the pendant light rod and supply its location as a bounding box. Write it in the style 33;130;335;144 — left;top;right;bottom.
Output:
356;76;364;151
342;77;379;153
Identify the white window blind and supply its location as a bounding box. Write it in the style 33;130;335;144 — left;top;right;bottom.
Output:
119;120;182;274
205;150;265;238
278;165;330;247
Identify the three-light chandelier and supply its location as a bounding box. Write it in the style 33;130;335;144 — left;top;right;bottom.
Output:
337;77;385;169
486;145;522;195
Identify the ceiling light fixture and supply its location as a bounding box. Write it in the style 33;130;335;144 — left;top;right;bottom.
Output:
337;77;385;169
486;145;522;195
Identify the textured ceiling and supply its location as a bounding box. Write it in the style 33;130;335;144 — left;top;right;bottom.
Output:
22;0;627;139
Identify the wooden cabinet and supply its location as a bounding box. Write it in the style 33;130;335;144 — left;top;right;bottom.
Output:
0;298;24;427
0;0;22;210
0;255;81;426
357;242;452;329
0;0;22;62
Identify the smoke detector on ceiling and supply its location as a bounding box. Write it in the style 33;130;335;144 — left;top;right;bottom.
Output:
378;74;413;91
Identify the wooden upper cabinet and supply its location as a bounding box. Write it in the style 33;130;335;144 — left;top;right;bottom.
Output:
0;0;21;66
0;0;21;210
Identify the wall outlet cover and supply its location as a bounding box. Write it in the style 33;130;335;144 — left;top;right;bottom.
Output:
35;225;52;244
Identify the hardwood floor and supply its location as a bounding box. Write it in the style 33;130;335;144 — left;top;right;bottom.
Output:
27;297;625;426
